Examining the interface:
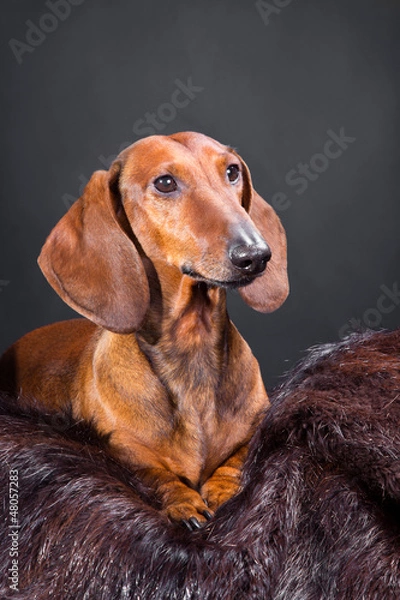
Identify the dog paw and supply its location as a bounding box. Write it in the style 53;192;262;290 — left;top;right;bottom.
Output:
165;498;214;530
201;475;241;512
159;482;214;529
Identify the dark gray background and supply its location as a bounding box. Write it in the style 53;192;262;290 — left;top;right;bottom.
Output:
1;0;399;391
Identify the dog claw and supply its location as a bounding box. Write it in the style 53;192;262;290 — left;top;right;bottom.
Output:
181;516;204;531
188;517;202;530
203;510;213;521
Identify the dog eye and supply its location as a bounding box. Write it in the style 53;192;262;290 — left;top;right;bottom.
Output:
154;175;178;194
226;164;240;183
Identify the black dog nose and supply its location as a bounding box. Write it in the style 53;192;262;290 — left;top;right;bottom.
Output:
229;242;271;275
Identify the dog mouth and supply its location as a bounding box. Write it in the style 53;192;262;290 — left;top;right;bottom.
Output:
181;266;259;289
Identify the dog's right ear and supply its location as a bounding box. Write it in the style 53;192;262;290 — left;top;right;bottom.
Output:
38;164;150;333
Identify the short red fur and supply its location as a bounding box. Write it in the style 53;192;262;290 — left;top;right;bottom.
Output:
0;132;288;526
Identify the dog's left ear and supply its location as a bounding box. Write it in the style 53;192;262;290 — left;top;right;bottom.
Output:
236;154;289;313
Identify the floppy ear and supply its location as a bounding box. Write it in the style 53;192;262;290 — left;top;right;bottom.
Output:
237;156;289;313
38;164;150;333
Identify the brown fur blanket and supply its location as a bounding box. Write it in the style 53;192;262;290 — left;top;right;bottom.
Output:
0;329;399;599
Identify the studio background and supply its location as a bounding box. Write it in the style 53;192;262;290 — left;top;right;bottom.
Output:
1;0;399;390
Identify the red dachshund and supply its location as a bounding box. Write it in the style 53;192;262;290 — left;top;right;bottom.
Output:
0;132;288;527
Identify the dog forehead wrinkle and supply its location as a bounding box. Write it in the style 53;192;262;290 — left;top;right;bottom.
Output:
120;135;239;196
183;151;239;202
120;136;194;174
168;132;236;172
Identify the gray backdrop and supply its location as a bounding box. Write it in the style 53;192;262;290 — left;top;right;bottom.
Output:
1;0;399;390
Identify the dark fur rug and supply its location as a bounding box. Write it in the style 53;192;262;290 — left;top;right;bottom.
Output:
0;329;399;599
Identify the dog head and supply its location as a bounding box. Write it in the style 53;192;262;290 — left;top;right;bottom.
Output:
39;132;289;332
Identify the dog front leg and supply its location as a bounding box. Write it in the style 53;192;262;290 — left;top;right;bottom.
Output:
134;466;212;528
200;446;248;512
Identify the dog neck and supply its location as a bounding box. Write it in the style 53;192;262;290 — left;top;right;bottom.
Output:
138;260;227;342
135;262;231;397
